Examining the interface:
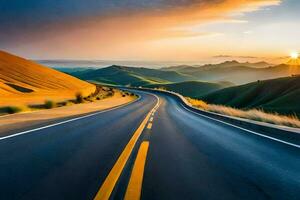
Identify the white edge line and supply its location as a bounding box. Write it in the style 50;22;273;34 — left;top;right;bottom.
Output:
181;104;300;149
0;96;142;141
124;88;300;149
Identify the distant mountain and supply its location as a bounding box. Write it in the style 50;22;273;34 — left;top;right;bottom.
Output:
72;65;194;86
162;61;300;85
250;61;274;68
145;81;226;98
0;50;95;106
68;61;300;86
200;60;273;69
200;76;300;117
161;65;200;72
163;60;272;71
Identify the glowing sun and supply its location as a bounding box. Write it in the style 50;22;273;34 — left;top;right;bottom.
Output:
290;51;299;59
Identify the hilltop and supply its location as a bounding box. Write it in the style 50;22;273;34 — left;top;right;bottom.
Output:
0;50;95;106
200;76;300;117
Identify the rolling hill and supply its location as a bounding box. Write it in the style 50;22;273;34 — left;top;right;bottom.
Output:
73;65;194;86
53;61;300;117
0;50;96;106
145;81;226;98
200;76;300;116
66;60;300;86
69;66;230;97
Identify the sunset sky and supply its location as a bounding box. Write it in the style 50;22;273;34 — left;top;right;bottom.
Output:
1;0;299;63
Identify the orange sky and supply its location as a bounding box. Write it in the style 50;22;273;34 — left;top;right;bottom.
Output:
1;0;299;63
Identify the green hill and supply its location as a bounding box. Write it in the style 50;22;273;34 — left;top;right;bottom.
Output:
200;76;300;116
72;65;194;86
145;81;225;98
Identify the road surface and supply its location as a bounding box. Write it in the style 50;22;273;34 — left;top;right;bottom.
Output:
0;90;299;200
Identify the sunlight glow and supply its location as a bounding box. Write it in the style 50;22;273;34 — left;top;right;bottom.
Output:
290;51;299;59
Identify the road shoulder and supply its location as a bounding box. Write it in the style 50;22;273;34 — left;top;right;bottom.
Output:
0;91;137;136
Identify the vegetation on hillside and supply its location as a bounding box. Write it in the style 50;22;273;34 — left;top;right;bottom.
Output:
0;86;133;115
187;98;300;128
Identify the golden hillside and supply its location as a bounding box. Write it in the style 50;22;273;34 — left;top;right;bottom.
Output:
0;50;96;106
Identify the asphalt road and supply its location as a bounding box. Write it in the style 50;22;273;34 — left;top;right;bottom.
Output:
0;90;299;200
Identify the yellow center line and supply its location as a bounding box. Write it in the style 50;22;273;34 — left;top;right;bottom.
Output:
124;142;150;200
147;122;153;129
93;98;159;200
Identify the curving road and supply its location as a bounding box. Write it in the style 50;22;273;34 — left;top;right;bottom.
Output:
0;90;299;200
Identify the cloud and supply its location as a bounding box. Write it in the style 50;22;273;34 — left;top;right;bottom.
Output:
213;55;233;58
0;0;282;59
213;55;261;59
243;30;253;34
239;56;261;59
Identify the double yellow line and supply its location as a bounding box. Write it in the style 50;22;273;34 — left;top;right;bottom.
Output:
94;95;159;200
124;141;149;200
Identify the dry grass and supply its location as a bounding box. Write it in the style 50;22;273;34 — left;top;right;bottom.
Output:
0;90;137;134
186;97;300;128
0;50;96;107
0;86;122;115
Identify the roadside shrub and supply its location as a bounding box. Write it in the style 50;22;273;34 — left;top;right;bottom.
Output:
44;100;56;109
0;106;22;114
75;92;84;103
